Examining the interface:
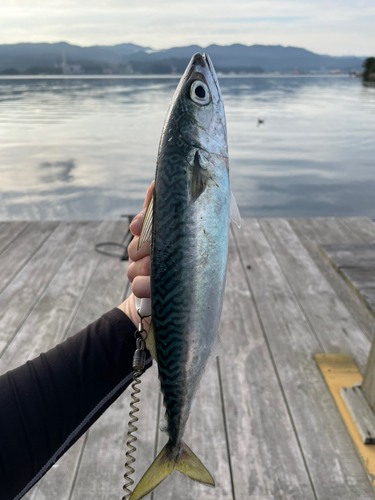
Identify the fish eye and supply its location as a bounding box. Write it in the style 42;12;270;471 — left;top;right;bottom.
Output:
190;81;210;105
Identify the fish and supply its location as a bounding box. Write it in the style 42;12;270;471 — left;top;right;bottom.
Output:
131;52;240;500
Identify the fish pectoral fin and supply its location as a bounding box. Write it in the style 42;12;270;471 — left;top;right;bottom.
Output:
230;190;241;228
137;186;154;250
145;321;158;362
176;440;215;486
191;150;211;203
129;444;174;500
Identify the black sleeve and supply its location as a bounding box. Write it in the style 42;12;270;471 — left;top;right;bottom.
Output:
0;308;152;500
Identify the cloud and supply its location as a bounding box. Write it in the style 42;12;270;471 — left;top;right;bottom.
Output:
225;17;310;23
0;0;373;55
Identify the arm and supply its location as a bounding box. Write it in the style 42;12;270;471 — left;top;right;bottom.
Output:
0;309;150;500
0;183;154;500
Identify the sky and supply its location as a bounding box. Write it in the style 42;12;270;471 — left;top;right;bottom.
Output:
0;0;374;56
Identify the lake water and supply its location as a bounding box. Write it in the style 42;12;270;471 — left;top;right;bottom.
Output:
0;75;374;220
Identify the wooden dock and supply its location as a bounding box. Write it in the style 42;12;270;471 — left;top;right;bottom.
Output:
2;217;375;500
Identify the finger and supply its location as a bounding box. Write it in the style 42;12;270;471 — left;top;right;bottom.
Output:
143;180;154;209
128;237;150;262
127;256;150;282
129;181;154;236
129;208;145;236
132;276;151;298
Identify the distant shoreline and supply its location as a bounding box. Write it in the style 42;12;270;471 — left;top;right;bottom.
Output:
0;73;352;80
0;42;364;77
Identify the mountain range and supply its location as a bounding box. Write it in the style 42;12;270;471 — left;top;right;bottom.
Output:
0;42;365;75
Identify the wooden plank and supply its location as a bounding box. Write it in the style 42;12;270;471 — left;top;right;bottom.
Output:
340;386;375;444
208;234;315;500
316;354;375;494
289;218;375;342
0;221;30;255
26;220;136;500
363;340;375;414
5;217;375;499
289;217;363;246
0;221;115;372
0;221;59;295
234;219;375;499
339;269;375;315
1;222;115;498
296;220;375;433
321;244;375;269
153;360;234;500
65;220;130;337
259;219;370;371
329;220;375;415
345;268;375;291
267;220;375;464
319;244;375;321
67;364;160;500
0;222;82;356
341;218;375;244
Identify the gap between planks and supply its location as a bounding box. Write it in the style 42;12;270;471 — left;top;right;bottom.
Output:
234;219;375;499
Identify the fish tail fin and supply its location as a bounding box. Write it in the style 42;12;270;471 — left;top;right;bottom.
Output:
129;443;174;500
129;441;214;500
176;440;215;486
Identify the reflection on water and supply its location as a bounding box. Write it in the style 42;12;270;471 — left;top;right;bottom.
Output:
39;159;76;183
0;76;374;219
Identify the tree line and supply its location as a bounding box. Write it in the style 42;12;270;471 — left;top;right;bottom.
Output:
363;57;375;81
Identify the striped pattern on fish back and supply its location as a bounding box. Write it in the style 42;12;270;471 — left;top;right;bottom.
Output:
151;134;196;447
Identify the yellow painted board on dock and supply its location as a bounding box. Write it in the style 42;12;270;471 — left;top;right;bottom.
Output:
316;354;375;486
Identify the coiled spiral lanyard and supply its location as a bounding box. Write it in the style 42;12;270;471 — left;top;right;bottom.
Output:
122;304;150;500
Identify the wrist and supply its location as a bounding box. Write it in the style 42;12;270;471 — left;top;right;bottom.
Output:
117;295;151;338
117;294;137;328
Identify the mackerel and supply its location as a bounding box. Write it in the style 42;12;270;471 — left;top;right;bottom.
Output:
131;52;239;500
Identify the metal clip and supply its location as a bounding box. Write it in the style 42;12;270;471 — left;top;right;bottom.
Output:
136;337;146;351
132;314;148;371
132;345;146;371
123;306;151;499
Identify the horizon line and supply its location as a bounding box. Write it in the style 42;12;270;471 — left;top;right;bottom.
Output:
0;40;367;59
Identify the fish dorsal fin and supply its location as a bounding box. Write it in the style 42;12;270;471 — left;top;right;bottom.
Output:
191;151;210;203
145;321;158;362
230;190;241;228
137;187;154;250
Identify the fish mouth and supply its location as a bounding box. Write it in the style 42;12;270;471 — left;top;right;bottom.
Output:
191;53;207;67
191;53;215;78
190;53;215;79
202;53;222;100
202;53;228;150
202;53;211;70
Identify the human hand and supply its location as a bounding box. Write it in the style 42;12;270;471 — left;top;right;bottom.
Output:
117;181;153;334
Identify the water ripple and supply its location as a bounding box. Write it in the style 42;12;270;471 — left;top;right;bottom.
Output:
0;76;374;219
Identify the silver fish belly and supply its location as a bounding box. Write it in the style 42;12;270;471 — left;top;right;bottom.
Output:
131;52;230;500
152;146;229;448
